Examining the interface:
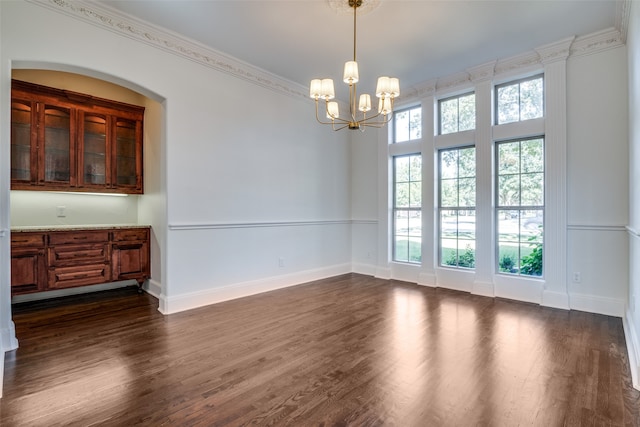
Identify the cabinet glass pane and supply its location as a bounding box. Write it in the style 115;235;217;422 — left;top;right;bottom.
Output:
83;115;107;185
11;101;32;181
44;106;71;183
115;119;137;186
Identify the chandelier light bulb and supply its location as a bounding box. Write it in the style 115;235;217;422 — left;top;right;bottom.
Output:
321;79;335;99
309;79;322;99
359;94;371;112
343;61;359;84
327;101;340;119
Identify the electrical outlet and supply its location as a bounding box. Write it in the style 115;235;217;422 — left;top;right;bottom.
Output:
56;206;66;217
572;272;581;283
278;257;285;268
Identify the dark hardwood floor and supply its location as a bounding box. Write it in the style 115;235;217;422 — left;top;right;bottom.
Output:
1;274;639;426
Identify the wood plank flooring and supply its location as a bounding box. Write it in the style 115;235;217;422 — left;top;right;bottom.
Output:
1;274;639;426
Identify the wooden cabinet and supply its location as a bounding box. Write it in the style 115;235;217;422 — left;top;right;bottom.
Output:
112;229;150;282
11;80;144;194
10;227;150;297
10;233;47;295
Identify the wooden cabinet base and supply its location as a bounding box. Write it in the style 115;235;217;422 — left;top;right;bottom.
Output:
11;226;150;297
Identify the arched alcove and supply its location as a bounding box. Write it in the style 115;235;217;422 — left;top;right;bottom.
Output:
5;63;167;311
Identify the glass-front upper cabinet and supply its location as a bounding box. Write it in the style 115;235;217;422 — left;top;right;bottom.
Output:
10;99;35;183
41;105;73;185
79;112;108;187
114;118;141;190
11;80;144;194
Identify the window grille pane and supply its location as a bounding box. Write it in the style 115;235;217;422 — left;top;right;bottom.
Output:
458;178;476;207
521;173;544;205
395;182;410;208
520;78;544;120
496;76;544;125
497;84;520;124
459;94;476;131
521;138;544;172
409;108;422;140
440;99;458;134
394;107;422;143
409;182;422;208
395;110;409;143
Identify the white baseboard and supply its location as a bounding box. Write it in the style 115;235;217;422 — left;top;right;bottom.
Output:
569;293;625;317
472;280;495;297
1;321;18;353
351;262;376;277
1;319;19;397
418;271;437;287
375;267;391;280
542;290;570;310
0;350;3;398
143;278;162;300
158;263;351;315
623;309;640;390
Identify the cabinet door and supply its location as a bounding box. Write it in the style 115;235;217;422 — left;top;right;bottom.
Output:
10;99;37;184
112;241;149;281
113;117;143;193
11;247;46;295
39;104;76;186
78;112;110;188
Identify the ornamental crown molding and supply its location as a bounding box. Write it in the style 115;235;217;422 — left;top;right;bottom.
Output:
535;37;575;64
30;0;309;101
467;60;497;83
30;0;628;105
570;27;625;57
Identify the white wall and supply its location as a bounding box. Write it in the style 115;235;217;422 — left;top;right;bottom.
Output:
625;0;640;391
350;129;379;276
566;46;629;315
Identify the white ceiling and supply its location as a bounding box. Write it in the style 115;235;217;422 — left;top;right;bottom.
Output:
99;0;621;95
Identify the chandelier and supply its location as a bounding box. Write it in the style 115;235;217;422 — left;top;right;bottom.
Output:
309;0;399;131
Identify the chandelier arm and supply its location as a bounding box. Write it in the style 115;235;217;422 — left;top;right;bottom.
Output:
332;122;351;131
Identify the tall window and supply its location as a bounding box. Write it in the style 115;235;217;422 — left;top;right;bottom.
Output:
439;93;476;134
495;75;544;124
439;147;476;268
393;106;422;143
393;154;422;263
496;138;544;277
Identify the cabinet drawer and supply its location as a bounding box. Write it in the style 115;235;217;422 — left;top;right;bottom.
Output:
48;231;109;245
112;228;149;242
48;264;111;289
11;233;45;248
48;243;110;266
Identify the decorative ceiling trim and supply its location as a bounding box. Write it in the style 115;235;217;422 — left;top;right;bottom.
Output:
30;0;310;101
29;0;627;106
404;26;624;102
616;0;631;44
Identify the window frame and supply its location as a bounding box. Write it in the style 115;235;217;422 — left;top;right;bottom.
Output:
392;153;422;264
438;91;476;135
392;106;422;144
495;136;545;278
494;74;544;125
438;145;476;269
